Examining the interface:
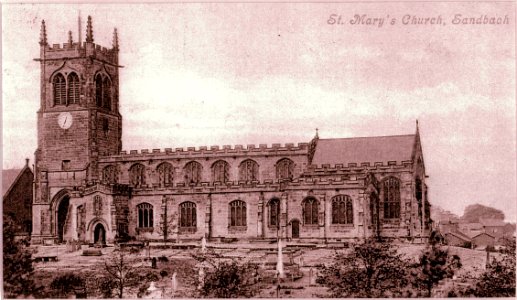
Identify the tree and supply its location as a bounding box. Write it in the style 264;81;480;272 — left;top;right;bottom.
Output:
414;231;462;297
49;272;87;298
460;240;515;297
94;249;159;298
461;204;505;223
157;196;178;244
316;238;415;298
192;250;263;298
3;215;36;298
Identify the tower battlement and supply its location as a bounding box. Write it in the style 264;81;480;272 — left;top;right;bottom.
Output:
39;16;119;65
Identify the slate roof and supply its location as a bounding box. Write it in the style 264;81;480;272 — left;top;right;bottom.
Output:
2;168;23;198
445;231;472;242
311;134;416;166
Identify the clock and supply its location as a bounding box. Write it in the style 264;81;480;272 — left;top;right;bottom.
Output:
57;112;73;129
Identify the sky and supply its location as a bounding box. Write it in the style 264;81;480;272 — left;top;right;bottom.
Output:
2;2;516;221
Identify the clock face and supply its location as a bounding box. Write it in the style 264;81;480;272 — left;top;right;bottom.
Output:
57;112;73;129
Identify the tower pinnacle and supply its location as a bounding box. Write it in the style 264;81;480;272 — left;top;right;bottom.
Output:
113;28;119;50
39;20;47;46
86;15;94;43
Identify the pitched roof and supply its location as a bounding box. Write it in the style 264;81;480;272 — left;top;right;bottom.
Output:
2;168;23;197
311;134;416;166
471;232;495;239
445;231;471;242
3;164;33;198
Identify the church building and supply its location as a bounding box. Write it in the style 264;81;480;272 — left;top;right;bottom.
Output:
31;17;431;245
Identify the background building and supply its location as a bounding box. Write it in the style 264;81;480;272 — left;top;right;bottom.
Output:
3;159;33;237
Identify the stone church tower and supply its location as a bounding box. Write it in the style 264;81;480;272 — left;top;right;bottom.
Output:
32;17;123;244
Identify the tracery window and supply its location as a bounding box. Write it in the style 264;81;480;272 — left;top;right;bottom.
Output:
129;163;146;188
102;165;118;183
53;73;66;106
229;200;246;227
382;177;401;219
67;73;80;104
331;195;353;225
276;158;294;180
303;197;319;225
184;161;202;185
212;160;230;183
179;201;197;228
137;203;153;228
157;162;174;187
268;198;280;227
239;159;259;182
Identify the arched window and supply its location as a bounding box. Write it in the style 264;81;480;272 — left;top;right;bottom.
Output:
268;198;280;227
103;77;111;110
157;162;174;187
137;203;153;228
53;73;66;106
93;195;103;216
331;195;353;224
184;161;202;185
67;73;80;104
382;177;401;219
95;74;103;107
102;165;118;184
276;158;294;180
229;200;246;227
212;160;230;183
303;197;319;225
415;177;423;221
179;201;197;228
129;163;146;188
239;159;259;182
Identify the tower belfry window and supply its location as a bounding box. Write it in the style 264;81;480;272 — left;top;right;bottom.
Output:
95;75;103;107
67;73;80;104
103;78;111;110
53;73;66;106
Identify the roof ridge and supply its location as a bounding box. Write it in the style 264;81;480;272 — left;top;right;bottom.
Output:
319;134;415;141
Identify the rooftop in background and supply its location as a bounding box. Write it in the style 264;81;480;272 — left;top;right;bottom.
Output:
479;219;507;227
2;168;23;197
